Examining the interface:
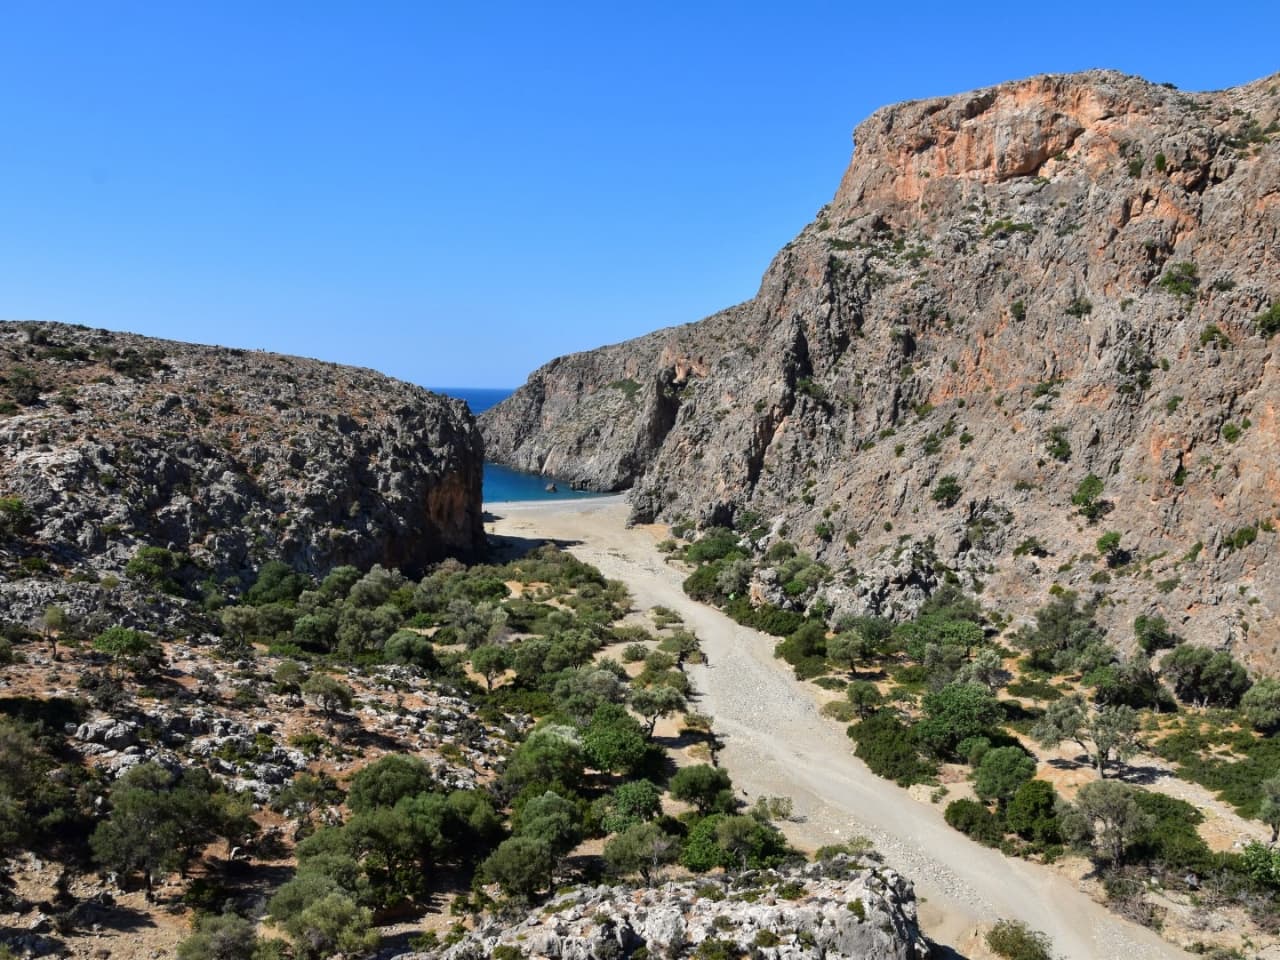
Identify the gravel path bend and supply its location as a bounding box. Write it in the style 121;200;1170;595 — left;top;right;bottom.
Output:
488;497;1188;960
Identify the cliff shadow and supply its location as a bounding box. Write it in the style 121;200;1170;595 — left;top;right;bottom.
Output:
484;533;583;562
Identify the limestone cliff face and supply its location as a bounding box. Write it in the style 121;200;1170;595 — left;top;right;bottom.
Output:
482;70;1280;672
0;322;484;628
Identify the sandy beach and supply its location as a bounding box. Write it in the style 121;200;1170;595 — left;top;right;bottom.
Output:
486;495;1188;960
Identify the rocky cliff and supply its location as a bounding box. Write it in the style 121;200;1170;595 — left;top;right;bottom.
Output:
0;321;483;629
399;858;928;960
482;70;1280;672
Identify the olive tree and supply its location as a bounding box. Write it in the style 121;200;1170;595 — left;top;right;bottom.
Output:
1057;780;1153;865
1031;697;1139;778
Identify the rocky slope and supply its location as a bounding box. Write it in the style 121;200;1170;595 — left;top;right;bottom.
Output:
400;857;927;960
482;70;1280;673
0;321;483;629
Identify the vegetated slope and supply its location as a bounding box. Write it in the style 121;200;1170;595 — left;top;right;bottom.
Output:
0;321;484;630
482;69;1280;673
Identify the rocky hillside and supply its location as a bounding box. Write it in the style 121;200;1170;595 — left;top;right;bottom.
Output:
482;70;1280;673
402;857;927;960
0;321;483;629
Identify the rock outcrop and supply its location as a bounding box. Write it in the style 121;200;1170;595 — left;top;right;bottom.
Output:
481;70;1280;672
0;321;483;629
398;857;928;960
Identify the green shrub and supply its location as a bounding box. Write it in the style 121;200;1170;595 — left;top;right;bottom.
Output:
1065;297;1093;317
608;378;640;401
986;919;1055;960
1005;780;1060;843
1158;262;1199;299
1255;302;1280;339
848;712;936;786
1071;474;1109;522
931;475;962;508
1200;324;1231;348
125;546;185;594
1225;523;1258;551
685;528;743;563
944;799;1003;846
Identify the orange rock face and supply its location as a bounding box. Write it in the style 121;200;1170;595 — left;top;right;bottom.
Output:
484;69;1280;674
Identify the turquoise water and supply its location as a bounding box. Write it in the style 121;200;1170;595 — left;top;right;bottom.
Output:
432;386;611;504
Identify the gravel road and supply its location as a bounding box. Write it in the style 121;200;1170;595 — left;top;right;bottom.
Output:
488;496;1189;960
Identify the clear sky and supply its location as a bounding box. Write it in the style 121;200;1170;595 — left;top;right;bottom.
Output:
1;2;1275;388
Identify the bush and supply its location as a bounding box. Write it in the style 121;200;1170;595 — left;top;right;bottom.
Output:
849;712;936;786
1256;302;1280;339
986;919;1055;960
1005;780;1060;843
944;799;1003;846
916;683;1003;759
932;475;962;508
685;529;743;564
125;546;185;594
1130;791;1214;874
1158;261;1199;299
974;747;1036;806
670;765;734;815
1070;474;1109;522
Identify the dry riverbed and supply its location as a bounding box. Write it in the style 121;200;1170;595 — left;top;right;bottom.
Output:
486;496;1192;960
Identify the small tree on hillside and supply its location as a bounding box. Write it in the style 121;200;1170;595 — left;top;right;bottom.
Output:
481;835;554;899
302;673;354;717
603;821;677;883
670;764;735;814
1240;678;1280;732
1031;697;1139;778
470;643;512;692
90;763;216;899
973;747;1036;808
846;681;883;719
93;626;162;680
916;682;1003;759
41;605;67;661
630;684;686;736
1259;774;1280;843
826;630;877;675
1058;780;1153;866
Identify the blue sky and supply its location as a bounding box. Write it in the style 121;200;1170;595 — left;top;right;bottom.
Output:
0;2;1275;388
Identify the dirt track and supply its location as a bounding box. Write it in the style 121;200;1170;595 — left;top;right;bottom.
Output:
488;496;1188;960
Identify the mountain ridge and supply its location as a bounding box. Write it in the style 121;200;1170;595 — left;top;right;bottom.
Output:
0;320;485;633
481;68;1280;672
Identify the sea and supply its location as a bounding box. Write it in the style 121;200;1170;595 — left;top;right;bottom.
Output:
432;387;610;505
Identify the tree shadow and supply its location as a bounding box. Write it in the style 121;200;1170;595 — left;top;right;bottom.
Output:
1046;755;1089;771
340;724;411;755
57;898;157;935
651;730;704;751
1115;763;1167;786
